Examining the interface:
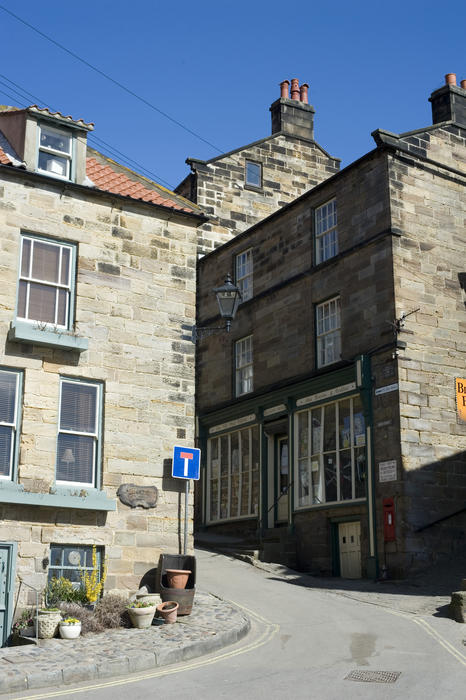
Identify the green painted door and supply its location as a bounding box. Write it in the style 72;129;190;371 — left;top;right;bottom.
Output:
0;544;14;646
276;436;289;523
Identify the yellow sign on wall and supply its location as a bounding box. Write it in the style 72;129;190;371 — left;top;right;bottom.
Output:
456;378;466;422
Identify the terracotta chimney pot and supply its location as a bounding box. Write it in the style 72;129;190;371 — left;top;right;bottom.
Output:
290;78;300;101
445;73;457;86
280;80;290;99
460;79;466;90
300;83;309;104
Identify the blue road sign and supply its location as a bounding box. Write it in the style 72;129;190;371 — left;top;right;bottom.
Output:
172;445;201;480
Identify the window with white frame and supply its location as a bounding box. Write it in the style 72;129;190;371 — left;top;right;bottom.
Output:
315;199;338;264
207;425;260;522
48;544;102;585
0;368;21;480
37;124;73;180
316;297;341;368
236;249;253;302
235;336;253;396
17;235;75;329
295;395;366;508
56;378;102;487
245;160;262;188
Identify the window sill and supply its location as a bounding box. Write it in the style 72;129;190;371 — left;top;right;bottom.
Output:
244;184;263;193
0;481;115;511
8;321;88;352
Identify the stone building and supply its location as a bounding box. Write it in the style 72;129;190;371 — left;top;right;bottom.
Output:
0;105;205;644
195;75;466;580
176;79;340;254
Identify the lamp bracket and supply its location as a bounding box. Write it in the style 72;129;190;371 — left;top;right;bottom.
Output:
192;323;231;343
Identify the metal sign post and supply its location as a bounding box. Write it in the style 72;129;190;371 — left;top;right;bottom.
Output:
183;480;189;555
172;446;201;556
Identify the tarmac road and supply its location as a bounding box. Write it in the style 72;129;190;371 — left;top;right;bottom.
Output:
11;548;466;700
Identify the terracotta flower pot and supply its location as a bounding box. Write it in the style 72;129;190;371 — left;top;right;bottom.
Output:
156;601;179;624
165;569;191;589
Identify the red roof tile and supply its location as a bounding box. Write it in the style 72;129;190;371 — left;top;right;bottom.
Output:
0;128;199;215
85;156;197;213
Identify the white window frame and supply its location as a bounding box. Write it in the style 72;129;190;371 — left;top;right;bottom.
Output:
235;335;253;396
294;394;366;510
0;368;21;481
316;297;341;368
245;160;262;188
315;199;338;264
56;378;101;488
48;544;102;586
235;249;253;302
206;425;260;523
17;235;75;330
37;124;73;181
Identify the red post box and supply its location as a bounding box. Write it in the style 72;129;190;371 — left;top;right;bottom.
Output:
383;498;396;542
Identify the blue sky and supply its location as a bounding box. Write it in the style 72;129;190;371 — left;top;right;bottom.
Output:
0;1;464;191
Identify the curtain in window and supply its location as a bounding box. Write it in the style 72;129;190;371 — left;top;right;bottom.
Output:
57;382;98;485
0;370;17;477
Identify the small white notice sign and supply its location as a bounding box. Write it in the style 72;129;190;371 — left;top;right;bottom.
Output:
379;460;397;482
375;383;399;396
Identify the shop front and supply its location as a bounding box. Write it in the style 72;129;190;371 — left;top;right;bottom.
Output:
198;356;375;577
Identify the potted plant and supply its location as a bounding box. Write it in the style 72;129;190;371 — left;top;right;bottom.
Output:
135;592;162;607
59;617;82;639
156;600;179;624
126;601;156;629
12;609;35;638
37;608;62;639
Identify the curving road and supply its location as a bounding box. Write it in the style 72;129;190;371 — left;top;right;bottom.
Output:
12;548;466;700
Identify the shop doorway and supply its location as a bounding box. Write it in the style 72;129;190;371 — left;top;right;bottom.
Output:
275;435;289;524
338;521;361;578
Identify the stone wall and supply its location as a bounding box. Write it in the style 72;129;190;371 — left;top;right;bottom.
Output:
389;124;466;572
0;169;198;602
197;151;394;412
181;133;339;255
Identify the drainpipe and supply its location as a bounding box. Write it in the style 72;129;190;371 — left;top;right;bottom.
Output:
356;354;379;579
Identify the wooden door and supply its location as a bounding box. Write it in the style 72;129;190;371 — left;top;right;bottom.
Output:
339;522;361;578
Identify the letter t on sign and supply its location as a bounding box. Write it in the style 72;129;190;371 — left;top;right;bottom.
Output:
180;452;193;477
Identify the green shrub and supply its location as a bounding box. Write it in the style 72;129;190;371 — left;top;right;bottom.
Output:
45;577;88;607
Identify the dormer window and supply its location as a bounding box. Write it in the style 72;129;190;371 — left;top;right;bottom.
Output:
38;125;72;180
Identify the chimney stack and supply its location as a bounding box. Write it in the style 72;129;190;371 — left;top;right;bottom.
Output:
270;78;315;140
429;72;466;127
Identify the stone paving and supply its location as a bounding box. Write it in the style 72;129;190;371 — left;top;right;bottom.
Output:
0;592;250;695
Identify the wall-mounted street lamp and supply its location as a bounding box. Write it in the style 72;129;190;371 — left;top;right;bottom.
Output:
193;274;242;342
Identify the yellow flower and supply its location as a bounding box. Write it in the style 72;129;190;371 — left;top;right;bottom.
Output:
80;546;107;603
